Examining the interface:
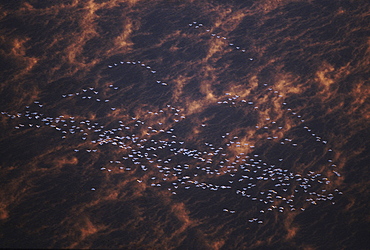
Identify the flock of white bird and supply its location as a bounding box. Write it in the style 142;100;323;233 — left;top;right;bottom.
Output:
1;21;343;224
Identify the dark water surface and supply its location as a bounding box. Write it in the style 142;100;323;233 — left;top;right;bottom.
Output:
0;1;369;249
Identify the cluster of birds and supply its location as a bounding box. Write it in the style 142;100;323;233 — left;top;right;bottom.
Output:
1;21;343;224
189;21;254;61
